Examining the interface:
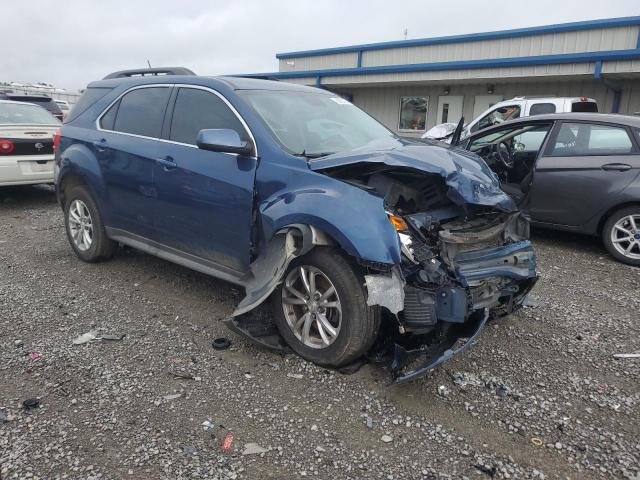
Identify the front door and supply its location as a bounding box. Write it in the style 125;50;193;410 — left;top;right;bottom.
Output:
436;95;463;125
153;86;257;274
95;86;172;237
530;121;640;226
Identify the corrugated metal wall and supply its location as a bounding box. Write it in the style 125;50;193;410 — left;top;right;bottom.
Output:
344;80;615;135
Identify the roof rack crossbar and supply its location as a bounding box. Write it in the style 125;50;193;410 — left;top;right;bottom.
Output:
103;67;196;79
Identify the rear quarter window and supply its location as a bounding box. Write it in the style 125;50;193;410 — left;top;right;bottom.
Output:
66;87;113;123
529;103;556;115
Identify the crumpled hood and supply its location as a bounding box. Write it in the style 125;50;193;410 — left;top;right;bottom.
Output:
308;137;516;211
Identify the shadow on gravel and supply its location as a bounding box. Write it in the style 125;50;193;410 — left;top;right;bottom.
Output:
0;184;57;208
531;227;604;256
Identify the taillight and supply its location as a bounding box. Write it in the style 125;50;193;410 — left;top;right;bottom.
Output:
0;139;14;154
53;128;61;152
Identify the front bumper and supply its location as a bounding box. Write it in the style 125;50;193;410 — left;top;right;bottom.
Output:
0;155;54;186
391;240;538;382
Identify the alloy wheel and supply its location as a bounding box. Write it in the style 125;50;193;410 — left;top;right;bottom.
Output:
610;214;640;260
68;199;93;251
281;265;342;349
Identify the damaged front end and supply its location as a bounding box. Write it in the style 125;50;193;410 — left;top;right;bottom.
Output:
313;144;538;382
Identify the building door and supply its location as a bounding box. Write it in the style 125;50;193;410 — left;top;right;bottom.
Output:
436;96;463;124
473;95;504;118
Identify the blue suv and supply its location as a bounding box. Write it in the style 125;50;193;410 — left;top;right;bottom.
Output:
55;68;538;382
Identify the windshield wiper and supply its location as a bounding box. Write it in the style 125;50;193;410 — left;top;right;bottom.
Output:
295;150;337;159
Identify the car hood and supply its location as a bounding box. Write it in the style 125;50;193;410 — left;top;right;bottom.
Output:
308;137;516;211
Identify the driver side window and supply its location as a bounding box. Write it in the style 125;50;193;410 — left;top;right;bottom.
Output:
474;104;521;132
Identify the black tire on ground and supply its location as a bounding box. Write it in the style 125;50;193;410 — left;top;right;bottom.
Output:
602;205;640;267
273;247;380;367
63;185;115;262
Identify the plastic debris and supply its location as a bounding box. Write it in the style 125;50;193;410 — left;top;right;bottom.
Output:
287;373;304;379
437;385;449;397
530;437;543;446
613;353;640;359
221;432;234;452
72;331;97;345
496;384;509;397
97;333;125;341
201;420;215;430
163;393;182;401
365;415;373;429
242;443;268;455
22;398;40;411
212;337;231;350
381;434;393;443
28;352;42;362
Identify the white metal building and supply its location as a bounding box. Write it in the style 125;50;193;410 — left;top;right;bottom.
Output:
242;16;640;136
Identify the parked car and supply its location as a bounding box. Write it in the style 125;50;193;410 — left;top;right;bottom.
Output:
0;100;61;186
54;68;538;382
0;93;64;121
54;99;71;120
460;113;640;266
424;96;598;142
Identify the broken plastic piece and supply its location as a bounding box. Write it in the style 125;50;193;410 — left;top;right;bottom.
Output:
212;337;231;350
22;398;40;411
613;353;640;359
364;268;405;315
72;331;97;345
201;420;215;430
531;437;543;446
28;352;42;362
221;432;234;452
97;333;126;341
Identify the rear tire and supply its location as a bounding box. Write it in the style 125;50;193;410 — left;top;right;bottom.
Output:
64;185;115;262
602;206;640;267
273;248;380;367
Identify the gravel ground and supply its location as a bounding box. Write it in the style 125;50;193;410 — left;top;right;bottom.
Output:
1;185;638;480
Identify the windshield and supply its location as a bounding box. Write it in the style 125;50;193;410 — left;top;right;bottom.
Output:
0;102;61;125
239;90;395;157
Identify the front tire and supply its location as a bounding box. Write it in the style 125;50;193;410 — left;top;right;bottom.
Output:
64;185;115;262
273;248;380;367
602;206;640;266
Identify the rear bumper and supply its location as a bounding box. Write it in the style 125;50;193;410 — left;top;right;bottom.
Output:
0;155;54;186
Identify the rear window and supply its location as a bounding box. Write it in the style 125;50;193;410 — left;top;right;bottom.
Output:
551;122;632;156
0;102;61;125
66;87;113;123
529;103;556;115
571;101;598;113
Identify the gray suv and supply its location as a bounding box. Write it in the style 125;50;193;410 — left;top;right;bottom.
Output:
462;113;640;266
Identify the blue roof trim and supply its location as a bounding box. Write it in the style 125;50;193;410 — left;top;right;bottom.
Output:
241;49;640;80
276;16;640;59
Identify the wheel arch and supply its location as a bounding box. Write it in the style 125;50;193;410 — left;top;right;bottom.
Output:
597;201;640;236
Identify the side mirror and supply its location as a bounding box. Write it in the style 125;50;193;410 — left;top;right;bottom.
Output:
196;129;254;156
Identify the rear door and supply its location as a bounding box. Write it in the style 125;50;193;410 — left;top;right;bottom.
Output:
152;86;257;273
530;121;640;226
95;85;172;237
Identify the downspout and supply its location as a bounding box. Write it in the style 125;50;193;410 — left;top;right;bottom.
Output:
594;60;622;113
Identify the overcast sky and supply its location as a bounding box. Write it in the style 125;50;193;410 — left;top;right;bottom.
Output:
3;0;639;90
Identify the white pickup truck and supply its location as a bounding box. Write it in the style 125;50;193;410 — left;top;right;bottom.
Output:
423;96;598;142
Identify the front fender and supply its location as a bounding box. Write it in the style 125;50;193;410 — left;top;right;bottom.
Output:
258;168;401;266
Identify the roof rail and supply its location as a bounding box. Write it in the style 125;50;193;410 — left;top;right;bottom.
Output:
103;67;196;79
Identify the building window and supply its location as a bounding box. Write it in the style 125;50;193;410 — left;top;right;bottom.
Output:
398;96;428;131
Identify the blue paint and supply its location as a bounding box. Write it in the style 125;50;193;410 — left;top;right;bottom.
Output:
315;76;322;88
594;60;602;79
276;16;640;59
357;50;363;68
612;89;622;113
240;49;640;80
637;27;640;49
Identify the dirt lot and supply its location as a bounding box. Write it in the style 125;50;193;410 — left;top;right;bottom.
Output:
1;185;638;480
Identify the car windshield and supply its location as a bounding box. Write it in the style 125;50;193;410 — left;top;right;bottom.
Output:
239;90;395;157
0;102;61;125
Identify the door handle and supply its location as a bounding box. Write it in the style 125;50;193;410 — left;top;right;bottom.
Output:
601;163;632;172
92;139;108;152
156;155;177;170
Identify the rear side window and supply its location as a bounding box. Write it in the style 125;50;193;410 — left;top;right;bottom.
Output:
551;122;633;156
169;88;248;145
110;87;171;138
571;101;598;113
67;87;112;123
529;103;556;115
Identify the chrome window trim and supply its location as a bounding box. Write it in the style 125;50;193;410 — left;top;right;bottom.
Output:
95;83;258;158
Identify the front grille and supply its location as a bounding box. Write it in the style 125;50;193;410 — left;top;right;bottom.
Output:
0;138;53;156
